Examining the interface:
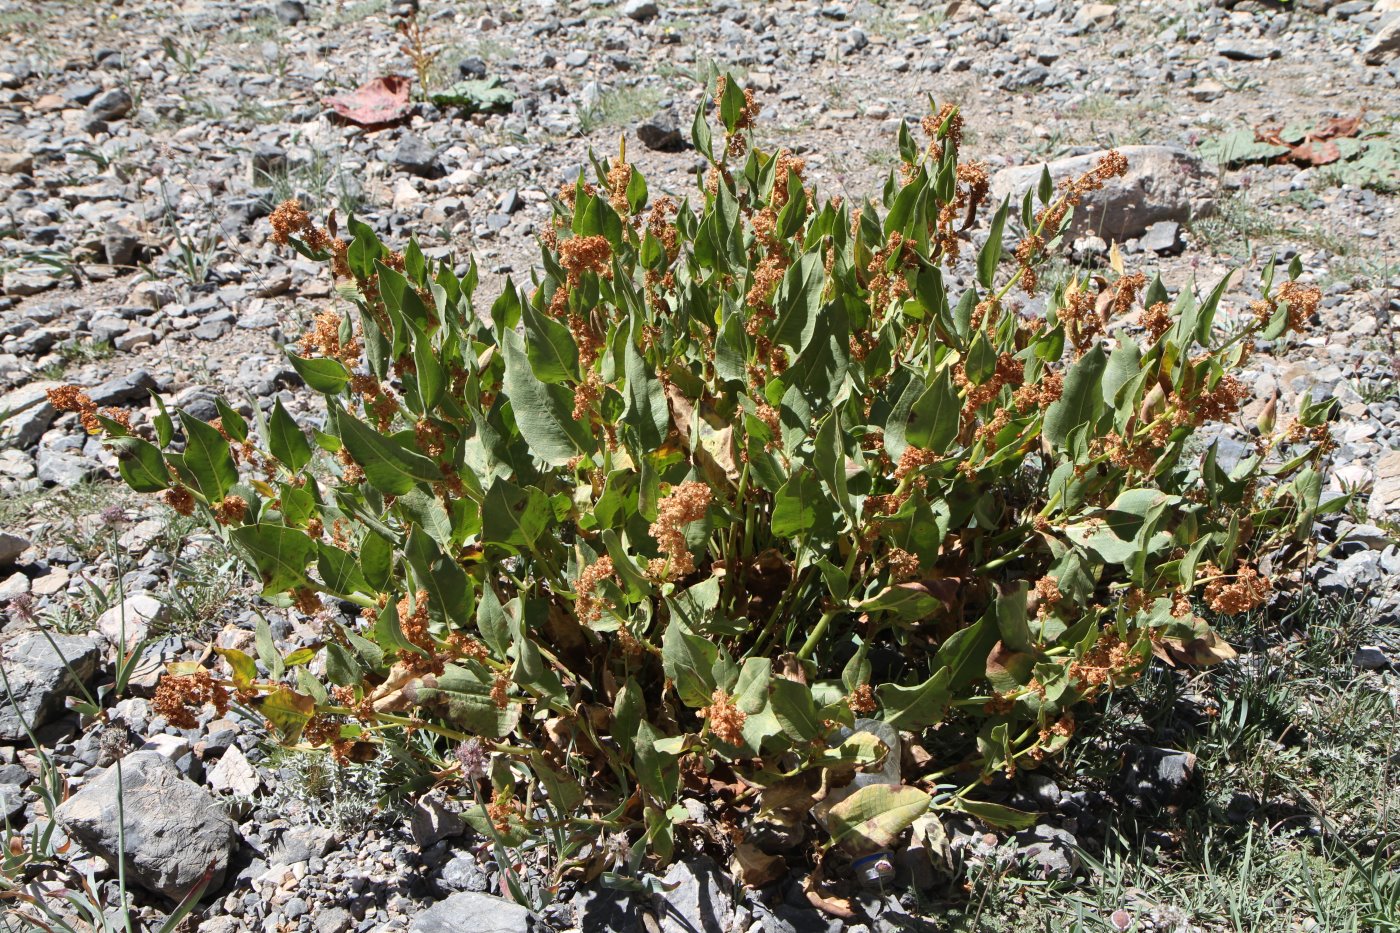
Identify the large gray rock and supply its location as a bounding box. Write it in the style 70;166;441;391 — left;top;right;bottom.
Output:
408;892;535;932
0;532;29;566
652;857;735;933
989;145;1217;243
95;593;169;648
55;751;237;900
0;631;101;741
0;380;61;449
1362;19;1400;65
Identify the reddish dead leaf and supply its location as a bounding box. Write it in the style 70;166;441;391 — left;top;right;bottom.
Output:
324;75;413;127
1290;139;1341;166
1313;114;1363;140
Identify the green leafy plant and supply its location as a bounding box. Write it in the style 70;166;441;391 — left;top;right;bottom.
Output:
78;73;1336;897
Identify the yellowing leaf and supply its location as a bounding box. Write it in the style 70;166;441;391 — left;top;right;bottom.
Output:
827;784;931;850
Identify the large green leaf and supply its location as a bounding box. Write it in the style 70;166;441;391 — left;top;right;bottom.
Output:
108;436;171;493
337;411;442;495
501;329;594;466
662;617;718;708
905;368;959;452
178;411;238;502
878;667;952;730
267;398;311;474
287;353;352;395
414;664;521;738
623;319;670;452
1043;343;1107;449
481;479;551;551
770;470;832;539
521;300;578;384
231;523;315;595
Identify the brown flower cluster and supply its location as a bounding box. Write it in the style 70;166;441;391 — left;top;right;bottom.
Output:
575;556;618;624
1200;561;1272;615
957;352;1025;419
1253;280;1321;334
47;385;102;433
397;589;444;675
1067;628;1138;693
847;683;877;714
162;485;195;516
297;309;361;366
606;155;632;216
700;688;747;745
153;669;230;730
886;547;921;582
1283;419;1336;455
212;495;247;526
1012;371;1063;413
894;445;940;482
647;481;712;579
1141;301;1172;345
1034;150;1129;236
269;200;350;277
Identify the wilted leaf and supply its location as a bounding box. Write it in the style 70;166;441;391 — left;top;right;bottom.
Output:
324;75;412;127
827;784;931;850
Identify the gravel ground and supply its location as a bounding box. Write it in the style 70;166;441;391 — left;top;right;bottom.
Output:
1;0;1398;929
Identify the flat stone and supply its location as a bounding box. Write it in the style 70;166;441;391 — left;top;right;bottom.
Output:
407;892;536;932
95;593;169;649
207;745;260;796
652;857;735;933
0;152;33;174
0;381;60;449
621;0;660;22
55;751;238;900
0;532;29;566
0;630;101;742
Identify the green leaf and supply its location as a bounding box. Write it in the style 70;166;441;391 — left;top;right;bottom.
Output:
662;617;718;708
255;614;284;680
231;524;315;595
964;330;996;386
360;533;394;591
623;319;670;452
771;470;831;539
178;411;238;502
317;543;372;597
1043;343;1107;449
214;647;257;689
325;642;362;687
905;368;959;452
338;411;442;495
409;320;445;413
415;664;522;738
769;677;823;742
521;300;579;384
951;798;1038;829
719;72;746;133
429;77;516;113
976;197;1008;289
405;526;472;626
267;398;311;474
287;353;352;395
692;96;714;160
481;478;551;551
108;436;171;493
878;667;951;730
828;784;931;850
501;328;594;466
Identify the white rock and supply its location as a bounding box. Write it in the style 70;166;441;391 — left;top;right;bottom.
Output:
208;746;261;797
96;593;169;648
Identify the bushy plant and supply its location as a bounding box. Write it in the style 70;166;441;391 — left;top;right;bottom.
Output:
73;73;1336;891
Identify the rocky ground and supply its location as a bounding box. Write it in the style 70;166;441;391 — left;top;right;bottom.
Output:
1;0;1399;930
